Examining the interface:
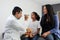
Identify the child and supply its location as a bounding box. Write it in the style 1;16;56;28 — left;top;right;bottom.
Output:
24;12;42;40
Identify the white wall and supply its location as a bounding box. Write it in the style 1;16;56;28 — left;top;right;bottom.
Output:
32;0;60;5
41;0;60;5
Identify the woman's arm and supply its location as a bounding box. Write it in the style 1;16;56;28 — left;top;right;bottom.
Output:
50;15;59;33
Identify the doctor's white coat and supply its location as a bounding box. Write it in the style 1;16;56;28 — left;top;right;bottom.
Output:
3;15;25;40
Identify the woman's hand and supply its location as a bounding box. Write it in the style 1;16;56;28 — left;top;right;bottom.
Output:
41;31;50;38
42;32;48;38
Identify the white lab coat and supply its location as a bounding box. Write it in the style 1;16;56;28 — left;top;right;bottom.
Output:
3;15;25;40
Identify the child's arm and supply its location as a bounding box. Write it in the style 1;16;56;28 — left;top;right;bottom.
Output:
34;28;40;35
37;28;40;34
37;22;42;36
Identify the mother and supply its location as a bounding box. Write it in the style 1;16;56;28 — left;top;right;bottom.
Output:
40;4;60;40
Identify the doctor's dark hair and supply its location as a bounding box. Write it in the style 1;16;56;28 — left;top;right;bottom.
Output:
12;6;22;15
32;12;40;21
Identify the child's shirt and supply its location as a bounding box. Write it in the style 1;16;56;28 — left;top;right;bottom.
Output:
29;20;42;35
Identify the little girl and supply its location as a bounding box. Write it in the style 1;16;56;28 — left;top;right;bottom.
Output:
24;12;42;40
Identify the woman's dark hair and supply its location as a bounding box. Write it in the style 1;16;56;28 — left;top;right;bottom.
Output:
43;4;55;15
12;6;22;15
32;12;40;21
43;4;55;26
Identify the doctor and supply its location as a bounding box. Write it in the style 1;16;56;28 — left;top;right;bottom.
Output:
3;6;25;40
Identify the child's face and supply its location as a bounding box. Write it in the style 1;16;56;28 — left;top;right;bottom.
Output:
31;13;36;20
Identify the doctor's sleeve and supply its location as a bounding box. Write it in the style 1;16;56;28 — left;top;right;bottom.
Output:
10;20;24;31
